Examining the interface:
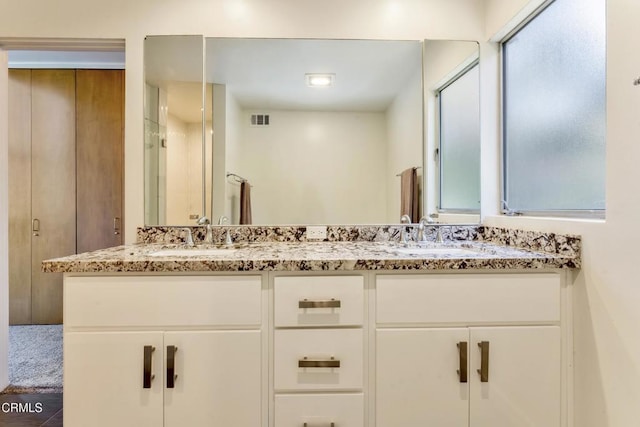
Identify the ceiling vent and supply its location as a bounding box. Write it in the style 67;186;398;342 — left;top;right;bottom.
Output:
250;113;270;126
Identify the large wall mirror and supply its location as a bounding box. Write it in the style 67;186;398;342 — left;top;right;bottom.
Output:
144;36;481;226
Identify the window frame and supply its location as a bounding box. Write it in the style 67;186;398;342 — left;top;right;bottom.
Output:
499;0;606;219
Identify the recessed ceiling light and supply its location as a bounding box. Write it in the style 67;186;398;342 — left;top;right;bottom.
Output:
305;73;335;87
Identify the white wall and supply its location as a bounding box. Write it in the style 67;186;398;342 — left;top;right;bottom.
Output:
166;114;189;224
235;110;387;224
482;1;640;426
212;84;227;223
0;51;9;390
224;91;243;224
386;66;423;223
185;121;213;222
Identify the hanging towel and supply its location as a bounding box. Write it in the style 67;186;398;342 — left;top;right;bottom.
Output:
240;181;252;225
400;167;419;222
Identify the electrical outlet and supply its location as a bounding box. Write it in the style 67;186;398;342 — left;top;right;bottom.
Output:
306;226;327;240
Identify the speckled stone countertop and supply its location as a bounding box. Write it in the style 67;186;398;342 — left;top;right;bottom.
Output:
42;236;580;273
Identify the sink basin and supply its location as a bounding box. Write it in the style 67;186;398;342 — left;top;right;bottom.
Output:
148;248;238;257
391;247;477;256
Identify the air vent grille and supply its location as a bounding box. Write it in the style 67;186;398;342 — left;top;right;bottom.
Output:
250;114;270;126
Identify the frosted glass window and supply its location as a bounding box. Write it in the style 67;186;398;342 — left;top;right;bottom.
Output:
503;0;606;212
439;63;480;211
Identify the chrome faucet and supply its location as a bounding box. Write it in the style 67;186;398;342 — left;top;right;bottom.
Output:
400;214;412;245
181;228;195;247
217;216;233;246
197;216;213;243
417;216;431;245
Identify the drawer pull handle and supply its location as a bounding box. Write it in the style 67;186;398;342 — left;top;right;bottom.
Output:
457;341;468;383
303;423;335;427
167;345;178;388
299;299;341;309
298;357;341;368
477;341;490;382
143;345;155;389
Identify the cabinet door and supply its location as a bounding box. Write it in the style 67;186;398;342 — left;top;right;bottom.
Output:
376;328;469;427
469;326;561;427
164;330;262;427
64;332;164;427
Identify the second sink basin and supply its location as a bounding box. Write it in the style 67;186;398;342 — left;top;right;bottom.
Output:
149;248;238;257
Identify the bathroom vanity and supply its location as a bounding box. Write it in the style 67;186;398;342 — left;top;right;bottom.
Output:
43;225;580;427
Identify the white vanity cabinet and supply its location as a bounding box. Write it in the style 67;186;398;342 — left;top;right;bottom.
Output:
375;273;564;427
61;268;571;427
63;275;263;427
273;275;366;427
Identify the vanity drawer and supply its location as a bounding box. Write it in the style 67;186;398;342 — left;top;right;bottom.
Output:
274;329;363;391
64;275;262;328
275;393;364;427
376;273;561;324
274;276;364;327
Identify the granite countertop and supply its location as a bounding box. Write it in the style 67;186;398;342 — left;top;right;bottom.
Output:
42;239;579;273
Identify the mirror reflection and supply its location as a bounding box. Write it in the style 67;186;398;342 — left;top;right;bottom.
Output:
423;40;480;224
204;38;423;225
145;37;424;226
144;37;480;226
144;35;207;225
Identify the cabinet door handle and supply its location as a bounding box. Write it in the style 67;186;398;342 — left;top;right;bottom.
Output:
143;346;155;389
113;217;121;235
32;218;40;237
303;423;335;427
299;299;341;309
457;341;468;383
298;357;340;368
166;345;178;388
477;341;490;382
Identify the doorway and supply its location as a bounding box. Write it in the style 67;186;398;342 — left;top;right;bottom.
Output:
8;66;125;325
1;38;125;395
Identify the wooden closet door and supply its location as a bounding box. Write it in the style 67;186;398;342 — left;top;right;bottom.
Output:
76;69;124;253
31;69;76;324
8;69;32;325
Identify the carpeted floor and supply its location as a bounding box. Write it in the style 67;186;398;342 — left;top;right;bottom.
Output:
2;325;63;394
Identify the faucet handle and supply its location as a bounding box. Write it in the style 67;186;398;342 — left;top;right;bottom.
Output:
181;228;195;246
204;224;213;244
225;229;233;246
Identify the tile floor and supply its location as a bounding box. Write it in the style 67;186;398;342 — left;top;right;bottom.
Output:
0;393;62;426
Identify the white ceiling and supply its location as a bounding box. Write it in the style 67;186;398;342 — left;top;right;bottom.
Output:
145;37;422;121
205;38;422;112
